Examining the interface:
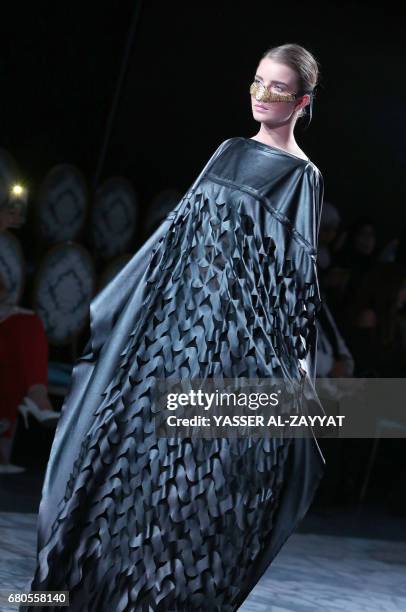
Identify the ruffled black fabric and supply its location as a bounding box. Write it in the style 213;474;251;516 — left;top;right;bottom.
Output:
20;136;325;612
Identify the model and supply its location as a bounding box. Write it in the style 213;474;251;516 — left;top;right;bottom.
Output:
21;42;325;611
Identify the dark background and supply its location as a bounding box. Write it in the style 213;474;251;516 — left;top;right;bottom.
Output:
1;0;405;243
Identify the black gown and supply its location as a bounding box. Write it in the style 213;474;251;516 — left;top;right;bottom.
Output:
21;136;326;612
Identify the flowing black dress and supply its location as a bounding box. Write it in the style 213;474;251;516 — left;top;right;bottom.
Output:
21;136;326;612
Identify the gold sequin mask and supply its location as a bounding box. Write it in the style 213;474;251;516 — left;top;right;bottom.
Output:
249;81;300;103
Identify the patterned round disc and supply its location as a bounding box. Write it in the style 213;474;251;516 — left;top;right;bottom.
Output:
33;241;95;345
36;164;88;243
91;177;138;260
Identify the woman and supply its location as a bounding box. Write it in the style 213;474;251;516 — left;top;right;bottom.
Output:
343;261;406;377
328;215;378;326
22;43;325;611
0;187;59;474
0;303;60;474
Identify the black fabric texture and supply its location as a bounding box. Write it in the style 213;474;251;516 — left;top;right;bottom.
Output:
20;136;326;611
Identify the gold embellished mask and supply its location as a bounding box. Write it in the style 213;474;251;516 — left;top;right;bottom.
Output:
249;81;298;103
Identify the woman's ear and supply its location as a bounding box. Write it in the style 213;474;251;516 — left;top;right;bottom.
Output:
296;93;310;116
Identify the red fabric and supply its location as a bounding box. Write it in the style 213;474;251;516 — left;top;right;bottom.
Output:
0;313;48;438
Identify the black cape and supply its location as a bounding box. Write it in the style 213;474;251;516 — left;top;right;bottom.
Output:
21;136;326;612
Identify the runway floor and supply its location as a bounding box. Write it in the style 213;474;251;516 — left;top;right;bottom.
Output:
0;510;405;612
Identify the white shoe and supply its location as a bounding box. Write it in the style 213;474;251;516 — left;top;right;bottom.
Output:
18;397;60;429
0;463;26;474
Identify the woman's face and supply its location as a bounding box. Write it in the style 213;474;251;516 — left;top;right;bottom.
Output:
250;57;308;126
354;224;376;255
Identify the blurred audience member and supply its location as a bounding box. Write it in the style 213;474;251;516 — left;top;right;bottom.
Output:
394;223;406;268
318;201;342;271
343;262;406;377
322;215;379;328
335;215;378;287
0;210;59;474
376;223;406;266
316;297;354;378
379;237;399;263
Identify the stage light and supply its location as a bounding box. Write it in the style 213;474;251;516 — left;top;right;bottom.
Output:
10;183;27;199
